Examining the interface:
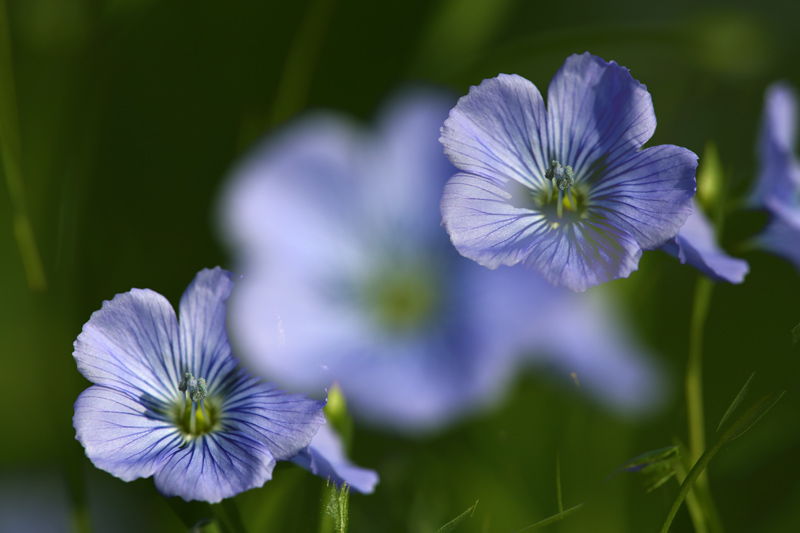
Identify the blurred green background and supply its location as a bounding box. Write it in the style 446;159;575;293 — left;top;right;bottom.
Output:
2;0;800;531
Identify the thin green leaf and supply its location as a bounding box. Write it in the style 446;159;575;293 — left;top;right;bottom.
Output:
717;372;756;433
434;500;479;533
723;390;786;443
608;445;681;478
515;503;585;531
645;470;676;494
792;323;800;347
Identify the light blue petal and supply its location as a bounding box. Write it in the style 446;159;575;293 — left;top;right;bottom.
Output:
661;201;749;283
217;111;374;282
440;73;549;189
750;83;800;207
589;144;697;250
527;293;666;414
756;197;800;272
153;431;276;503
441;172;642;292
220;372;326;461
73;288;182;405
290;424;379;494
546;53;656;174
73;386;182;483
178;267;239;395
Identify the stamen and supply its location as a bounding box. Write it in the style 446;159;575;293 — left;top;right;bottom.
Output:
544;160;575;219
178;372;209;436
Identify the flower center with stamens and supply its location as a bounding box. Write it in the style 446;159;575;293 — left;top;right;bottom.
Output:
539;160;589;226
172;372;220;439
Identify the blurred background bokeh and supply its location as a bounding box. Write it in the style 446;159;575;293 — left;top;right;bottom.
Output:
2;0;800;531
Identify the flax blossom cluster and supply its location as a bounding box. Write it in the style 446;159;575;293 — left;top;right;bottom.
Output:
439;53;699;292
218;88;664;434
72;268;329;502
750;83;800;270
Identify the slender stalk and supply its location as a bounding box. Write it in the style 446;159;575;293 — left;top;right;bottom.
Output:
686;277;713;481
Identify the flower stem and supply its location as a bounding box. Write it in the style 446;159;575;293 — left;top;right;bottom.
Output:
685;277;714;478
686;277;712;473
684;276;723;531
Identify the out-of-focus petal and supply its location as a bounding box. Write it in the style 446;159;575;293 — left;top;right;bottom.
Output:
756;197;800;272
751;83;800;207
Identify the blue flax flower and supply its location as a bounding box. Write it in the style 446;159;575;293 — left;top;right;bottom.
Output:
218;89;664;433
440;52;698;292
749;83;800;271
661;200;749;283
72;267;326;503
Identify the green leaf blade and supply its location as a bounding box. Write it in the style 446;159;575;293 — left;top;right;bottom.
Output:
717;372;756;433
434;500;479;533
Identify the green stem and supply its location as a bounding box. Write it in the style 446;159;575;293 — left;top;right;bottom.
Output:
686;277;713;467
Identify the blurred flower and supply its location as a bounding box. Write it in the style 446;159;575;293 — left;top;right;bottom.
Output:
291;423;379;494
661;200;749;283
439;53;697;292
750;83;800;270
72;268;326;503
218;89;665;434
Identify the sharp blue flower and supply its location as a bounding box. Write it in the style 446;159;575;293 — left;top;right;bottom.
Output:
218;89;665;433
72;267;326;503
439;53;698;292
750;83;800;271
661;200;749;283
